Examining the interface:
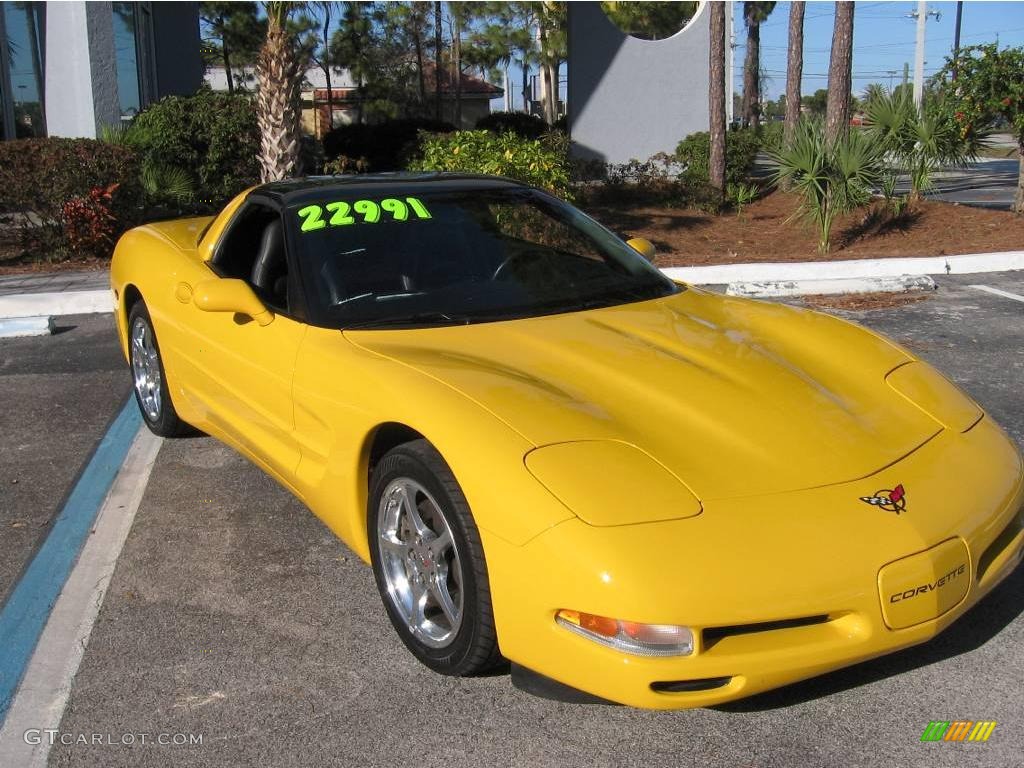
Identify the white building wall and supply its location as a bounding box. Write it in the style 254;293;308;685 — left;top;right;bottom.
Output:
44;1;120;138
568;1;715;165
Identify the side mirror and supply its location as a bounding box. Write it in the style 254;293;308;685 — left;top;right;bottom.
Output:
193;278;274;327
626;237;656;261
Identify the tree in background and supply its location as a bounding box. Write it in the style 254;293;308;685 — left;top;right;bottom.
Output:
534;1;566;126
330;2;375;124
600;1;697;41
309;2;339;131
708;1;727;198
200;2;265;94
741;2;776;130
825;1;854;144
256;1;308;181
784;1;804;147
936;43;1024;212
802;88;828;117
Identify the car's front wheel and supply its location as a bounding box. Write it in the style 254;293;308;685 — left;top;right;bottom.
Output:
368;440;501;676
128;301;190;438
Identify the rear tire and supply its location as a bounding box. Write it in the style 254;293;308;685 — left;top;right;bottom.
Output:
128;301;190;438
368;439;501;676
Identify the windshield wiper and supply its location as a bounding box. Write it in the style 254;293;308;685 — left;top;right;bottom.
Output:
341;311;473;330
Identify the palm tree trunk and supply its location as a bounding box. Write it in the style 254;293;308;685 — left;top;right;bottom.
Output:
256;6;304;182
784;1;805;147
742;22;761;129
709;2;727;197
825;1;855;145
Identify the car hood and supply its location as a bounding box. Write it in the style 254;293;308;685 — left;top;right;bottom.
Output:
346;289;942;500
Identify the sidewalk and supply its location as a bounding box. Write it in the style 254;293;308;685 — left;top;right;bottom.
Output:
0;270;108;298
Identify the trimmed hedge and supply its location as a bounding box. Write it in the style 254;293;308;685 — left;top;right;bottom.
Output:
475;111;548;140
675;128;761;185
322;118;456;172
127;90;260;207
408;130;572;198
0;138;142;260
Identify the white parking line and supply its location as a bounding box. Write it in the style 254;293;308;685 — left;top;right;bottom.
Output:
969;284;1024;304
0;428;162;768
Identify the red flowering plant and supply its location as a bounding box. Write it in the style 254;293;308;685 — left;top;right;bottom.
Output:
936;44;1024;212
62;184;121;259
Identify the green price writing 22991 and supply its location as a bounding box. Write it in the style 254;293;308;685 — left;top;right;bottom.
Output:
297;197;432;232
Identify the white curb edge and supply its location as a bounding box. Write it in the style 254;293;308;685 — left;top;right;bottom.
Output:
662;250;1024;285
727;275;938;299
0;250;1022;319
0;290;113;320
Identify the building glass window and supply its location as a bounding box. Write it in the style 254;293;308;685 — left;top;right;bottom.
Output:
112;2;142;120
3;1;46;138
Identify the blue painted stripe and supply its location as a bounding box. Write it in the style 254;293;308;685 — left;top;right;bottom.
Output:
0;398;141;725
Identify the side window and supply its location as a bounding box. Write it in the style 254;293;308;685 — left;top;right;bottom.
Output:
214;203;290;312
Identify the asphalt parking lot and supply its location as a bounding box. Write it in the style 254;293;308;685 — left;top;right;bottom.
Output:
1;273;1023;768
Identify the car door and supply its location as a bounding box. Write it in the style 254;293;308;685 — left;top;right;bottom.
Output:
174;200;306;483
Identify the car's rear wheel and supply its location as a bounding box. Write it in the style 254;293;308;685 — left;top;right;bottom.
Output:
128;301;190;438
368;440;501;675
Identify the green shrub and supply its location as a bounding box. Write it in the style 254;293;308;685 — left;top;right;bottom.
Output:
475;111;548;140
126;89;260;209
676;127;761;185
770;120;883;253
408;130;572;198
322;118;456;172
0;138;142;261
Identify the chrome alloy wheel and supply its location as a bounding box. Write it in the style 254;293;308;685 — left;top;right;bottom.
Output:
130;316;162;422
377;478;464;648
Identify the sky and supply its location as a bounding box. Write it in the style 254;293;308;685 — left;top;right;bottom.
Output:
736;0;1024;101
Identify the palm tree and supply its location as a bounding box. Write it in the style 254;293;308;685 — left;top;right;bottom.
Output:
256;1;306;182
709;1;727;197
742;1;776;130
825;1;855;145
784;1;805;147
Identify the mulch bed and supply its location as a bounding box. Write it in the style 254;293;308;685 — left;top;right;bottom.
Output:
798;292;934;311
585;191;1024;267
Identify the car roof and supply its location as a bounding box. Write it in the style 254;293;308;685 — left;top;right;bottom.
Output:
254;173;530;207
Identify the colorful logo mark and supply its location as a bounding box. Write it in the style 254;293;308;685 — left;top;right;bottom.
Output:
860;483;907;514
920;721;997;742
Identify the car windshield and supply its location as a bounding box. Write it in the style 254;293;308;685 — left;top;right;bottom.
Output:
289;187;680;329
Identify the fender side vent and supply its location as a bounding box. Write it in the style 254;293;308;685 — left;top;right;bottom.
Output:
651;677;732;693
703;614;830;651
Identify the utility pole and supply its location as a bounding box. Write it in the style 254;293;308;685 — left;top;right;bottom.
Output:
909;1;941;108
952;0;964;80
913;0;926;107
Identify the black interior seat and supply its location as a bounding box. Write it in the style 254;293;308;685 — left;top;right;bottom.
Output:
250;219;288;308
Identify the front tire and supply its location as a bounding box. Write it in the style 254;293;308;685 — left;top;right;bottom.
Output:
128;301;190;437
368;440;501;676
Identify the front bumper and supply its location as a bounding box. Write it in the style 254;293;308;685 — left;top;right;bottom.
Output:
483;417;1024;709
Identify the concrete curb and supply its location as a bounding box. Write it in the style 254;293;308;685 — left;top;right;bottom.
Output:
0;250;1021;319
0;290;112;319
0;316;55;338
726;274;938;299
662;250;1024;285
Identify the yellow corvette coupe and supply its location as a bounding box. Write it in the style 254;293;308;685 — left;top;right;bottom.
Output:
111;175;1024;709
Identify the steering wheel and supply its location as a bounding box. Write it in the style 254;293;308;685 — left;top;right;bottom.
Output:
491;249;546;281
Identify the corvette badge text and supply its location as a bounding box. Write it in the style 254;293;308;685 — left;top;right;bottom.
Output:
920;721;997;742
889;563;966;603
